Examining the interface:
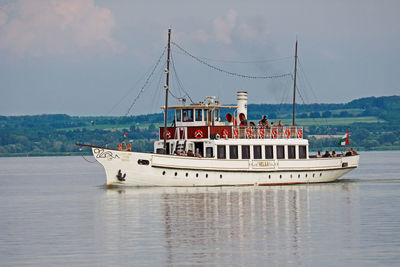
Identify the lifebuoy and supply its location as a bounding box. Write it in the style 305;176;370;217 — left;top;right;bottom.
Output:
195;129;203;138
285;129;291;138
272;128;278;138
233;128;239;138
222;129;229;139
246;128;252;139
166;130;171;139
259;128;265;138
297;129;303;138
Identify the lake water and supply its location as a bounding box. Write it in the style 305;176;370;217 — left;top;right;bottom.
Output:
0;151;399;266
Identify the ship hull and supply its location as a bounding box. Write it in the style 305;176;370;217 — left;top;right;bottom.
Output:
92;148;359;187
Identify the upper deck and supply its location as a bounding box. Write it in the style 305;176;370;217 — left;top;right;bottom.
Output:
160;125;304;140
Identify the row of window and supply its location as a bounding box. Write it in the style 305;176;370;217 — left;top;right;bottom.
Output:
176;109;219;122
216;145;307;160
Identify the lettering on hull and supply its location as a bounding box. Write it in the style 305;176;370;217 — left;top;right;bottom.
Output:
93;148;120;161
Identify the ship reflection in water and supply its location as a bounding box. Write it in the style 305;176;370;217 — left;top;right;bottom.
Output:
102;182;359;266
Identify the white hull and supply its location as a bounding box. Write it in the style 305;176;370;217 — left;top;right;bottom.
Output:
93;148;359;187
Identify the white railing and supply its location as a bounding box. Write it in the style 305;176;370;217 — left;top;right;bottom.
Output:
232;126;304;139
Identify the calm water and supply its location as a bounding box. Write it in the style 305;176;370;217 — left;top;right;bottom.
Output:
0;151;399;266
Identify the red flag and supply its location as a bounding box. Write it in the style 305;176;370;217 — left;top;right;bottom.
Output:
124;132;127;137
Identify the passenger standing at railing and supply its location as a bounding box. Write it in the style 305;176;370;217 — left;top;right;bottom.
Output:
259;115;268;126
239;113;248;126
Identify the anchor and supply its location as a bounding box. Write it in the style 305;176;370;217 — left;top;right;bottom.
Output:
116;169;126;181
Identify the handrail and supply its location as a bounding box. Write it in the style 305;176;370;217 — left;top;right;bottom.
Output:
232;126;304;139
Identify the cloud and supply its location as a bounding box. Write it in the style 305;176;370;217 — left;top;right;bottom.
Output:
0;0;122;57
181;9;269;46
213;9;237;44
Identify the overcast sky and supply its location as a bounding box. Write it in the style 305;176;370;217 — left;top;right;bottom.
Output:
0;0;399;116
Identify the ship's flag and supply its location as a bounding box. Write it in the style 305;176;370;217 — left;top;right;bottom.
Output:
338;128;350;146
124;132;127;138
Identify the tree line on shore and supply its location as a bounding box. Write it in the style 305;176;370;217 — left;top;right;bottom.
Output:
0;95;399;156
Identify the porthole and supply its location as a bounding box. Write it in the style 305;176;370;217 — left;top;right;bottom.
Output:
174;172;177;176
279;175;282;179
305;174;308;178
206;174;208;178
290;174;293;178
196;173;199;177
313;173;315;177
137;159;149;165
186;173;188;177
269;175;271;179
162;171;166;175
320;173;322;177
220;174;222;179
298;174;300;178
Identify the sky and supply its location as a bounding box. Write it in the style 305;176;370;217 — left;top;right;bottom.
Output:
0;0;399;116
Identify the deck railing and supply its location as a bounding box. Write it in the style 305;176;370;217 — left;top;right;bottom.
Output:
232;126;304;139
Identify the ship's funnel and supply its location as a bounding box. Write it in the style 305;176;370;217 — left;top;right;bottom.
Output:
237;91;248;123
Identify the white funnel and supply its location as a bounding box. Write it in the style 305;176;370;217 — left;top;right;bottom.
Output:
237;91;248;123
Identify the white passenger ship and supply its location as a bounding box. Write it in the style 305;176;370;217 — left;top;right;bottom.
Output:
78;29;359;187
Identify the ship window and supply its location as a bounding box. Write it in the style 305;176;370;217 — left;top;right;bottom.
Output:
229;145;238;159
277;146;285;159
299;145;307;159
242;145;250;159
288;146;296;159
253;145;262;159
156;148;164;154
176;109;181;122
182;109;194;122
217;145;226;159
195;109;202;121
206;147;213;158
265;146;273;159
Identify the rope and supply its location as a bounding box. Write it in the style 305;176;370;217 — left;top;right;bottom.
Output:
125;46;167;116
172;42;291;79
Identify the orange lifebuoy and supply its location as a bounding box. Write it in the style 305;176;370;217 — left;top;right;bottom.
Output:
195;129;203;138
166;130;171;139
297;129;303;138
246;128;252;139
233;128;239;138
272;128;278;138
222;129;229;139
259;128;265;138
285;129;291;138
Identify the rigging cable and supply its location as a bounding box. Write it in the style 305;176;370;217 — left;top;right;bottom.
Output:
172;49;293;64
125;46;167;116
171;42;291;80
170;52;195;103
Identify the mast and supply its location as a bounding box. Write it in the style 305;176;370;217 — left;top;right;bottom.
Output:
292;40;298;126
163;29;171;154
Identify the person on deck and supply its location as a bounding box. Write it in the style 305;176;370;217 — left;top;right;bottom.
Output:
317;150;322;158
259;115;268;126
322;151;331;158
126;143;132;151
187;150;194;157
239;113;248;127
351;148;359;155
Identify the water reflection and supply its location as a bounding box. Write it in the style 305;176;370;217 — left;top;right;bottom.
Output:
103;183;359;266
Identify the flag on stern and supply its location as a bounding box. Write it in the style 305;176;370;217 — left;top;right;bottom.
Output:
124;132;127;138
338;128;350;146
